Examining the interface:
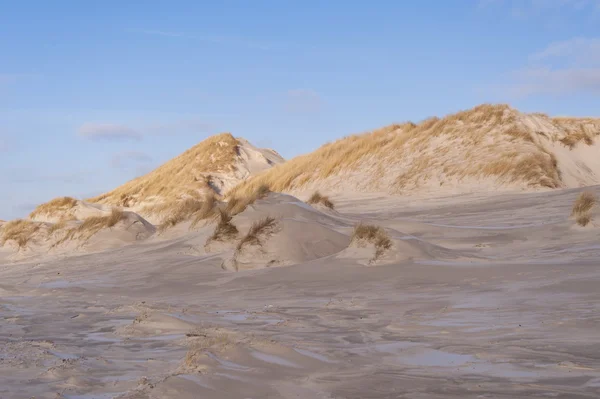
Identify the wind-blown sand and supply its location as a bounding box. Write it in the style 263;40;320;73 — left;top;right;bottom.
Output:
2;186;600;398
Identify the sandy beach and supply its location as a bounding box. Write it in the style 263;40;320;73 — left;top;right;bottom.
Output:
2;186;600;398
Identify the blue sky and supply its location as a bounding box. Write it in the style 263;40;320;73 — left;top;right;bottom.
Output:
1;0;599;220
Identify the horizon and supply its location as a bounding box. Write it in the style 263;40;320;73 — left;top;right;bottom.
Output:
2;0;600;220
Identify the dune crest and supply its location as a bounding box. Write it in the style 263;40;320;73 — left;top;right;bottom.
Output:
87;133;284;222
229;104;600;198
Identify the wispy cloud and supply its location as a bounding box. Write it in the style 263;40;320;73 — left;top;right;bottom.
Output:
488;36;600;97
131;29;273;50
284;89;323;114
77;119;214;141
529;37;600;64
478;0;600;19
78;123;143;141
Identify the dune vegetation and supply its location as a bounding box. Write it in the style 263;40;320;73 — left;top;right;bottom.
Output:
207;208;239;243
88;133;241;207
0;219;42;248
572;191;597;227
351;223;392;260
29;196;78;220
228;105;600;198
307;191;334;209
54;209;127;246
236;217;278;252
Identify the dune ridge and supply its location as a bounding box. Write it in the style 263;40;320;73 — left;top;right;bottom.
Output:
229;104;600;198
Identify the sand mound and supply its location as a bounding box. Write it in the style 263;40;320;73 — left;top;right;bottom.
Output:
86;133;284;222
29;197;114;223
229;104;600;198
217;193;350;270
1;208;155;260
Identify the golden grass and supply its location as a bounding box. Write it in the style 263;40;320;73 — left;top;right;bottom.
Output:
54;209;126;246
307;191;334;209
236;216;278;251
225;184;271;215
228;104;576;196
88;133;240;206
553;118;600;149
158;199;207;232
351;223;392;259
190;195;218;229
572;191;597;216
207;208;239;242
29;196;77;219
571;191;597;226
0;219;41;248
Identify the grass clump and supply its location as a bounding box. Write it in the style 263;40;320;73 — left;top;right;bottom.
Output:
158;196;221;232
190;195;218;229
0;219;41;248
572;191;597;226
307;191;334;209
236;216;278;252
572;191;596;216
226;184;271;216
29;196;77;219
351;223;393;260
54;208;126;246
207;208;239;242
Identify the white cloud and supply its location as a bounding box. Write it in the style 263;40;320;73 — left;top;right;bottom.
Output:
506;67;600;96
529;37;600;64
478;0;600;17
284;89;323;114
78;123;142;141
491;36;600;97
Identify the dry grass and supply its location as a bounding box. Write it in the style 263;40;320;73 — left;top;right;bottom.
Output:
236;217;278;251
190;195;218;229
307;191;334;209
29;196;77;219
228;104;580;196
576;213;592;227
54;209;126;246
158;199;209;232
0;219;41;248
572;191;597;216
88;133;240;207
572;191;597;226
207;208;239;242
351;223;392;259
225;184;271;216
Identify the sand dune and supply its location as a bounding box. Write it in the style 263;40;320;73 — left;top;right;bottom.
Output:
230;104;600;198
87;133;284;222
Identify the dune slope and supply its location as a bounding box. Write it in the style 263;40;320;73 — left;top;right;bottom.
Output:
230;104;600;198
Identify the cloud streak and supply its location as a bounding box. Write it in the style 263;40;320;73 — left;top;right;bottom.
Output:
488;36;600;97
77;119;214;141
78;123;142;141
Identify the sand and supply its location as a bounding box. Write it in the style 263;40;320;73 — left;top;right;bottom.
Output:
2;186;600;398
